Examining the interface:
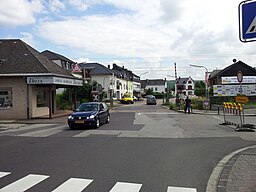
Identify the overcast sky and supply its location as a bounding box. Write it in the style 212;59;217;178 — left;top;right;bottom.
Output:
1;0;256;80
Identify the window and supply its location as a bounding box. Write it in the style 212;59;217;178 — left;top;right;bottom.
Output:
37;90;47;107
0;88;12;108
155;87;158;91
188;81;192;84
188;85;192;90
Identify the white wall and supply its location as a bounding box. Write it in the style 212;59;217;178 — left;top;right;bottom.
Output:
145;85;166;93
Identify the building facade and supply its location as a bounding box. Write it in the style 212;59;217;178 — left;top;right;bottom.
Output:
208;61;256;97
141;79;167;93
175;77;194;96
0;39;82;119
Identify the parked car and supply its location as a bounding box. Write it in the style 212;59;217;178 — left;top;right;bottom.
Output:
120;92;134;104
68;102;110;129
120;96;134;104
146;95;157;105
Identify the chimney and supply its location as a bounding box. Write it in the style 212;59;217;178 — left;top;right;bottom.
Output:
108;65;110;69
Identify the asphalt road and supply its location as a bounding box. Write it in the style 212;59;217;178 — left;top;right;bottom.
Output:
0;100;256;192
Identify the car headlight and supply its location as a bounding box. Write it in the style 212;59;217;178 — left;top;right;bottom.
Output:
89;115;95;119
68;115;74;120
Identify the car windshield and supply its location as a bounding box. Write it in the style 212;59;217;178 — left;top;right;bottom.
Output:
76;103;98;112
148;95;155;99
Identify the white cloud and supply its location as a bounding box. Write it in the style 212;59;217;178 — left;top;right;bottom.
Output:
68;0;89;11
0;0;44;26
20;32;36;47
75;57;92;63
49;0;65;12
34;0;256;79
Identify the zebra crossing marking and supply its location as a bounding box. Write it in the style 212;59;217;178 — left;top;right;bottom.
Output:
0;171;197;192
167;186;197;192
52;178;93;192
0;174;49;192
0;171;10;178
0;124;54;134
17;125;67;137
109;182;142;192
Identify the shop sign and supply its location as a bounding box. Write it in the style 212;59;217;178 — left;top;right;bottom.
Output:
27;76;83;86
222;76;256;84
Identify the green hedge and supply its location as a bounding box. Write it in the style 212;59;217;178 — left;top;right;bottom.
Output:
210;96;256;105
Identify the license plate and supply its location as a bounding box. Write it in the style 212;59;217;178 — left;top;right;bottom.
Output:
75;120;84;124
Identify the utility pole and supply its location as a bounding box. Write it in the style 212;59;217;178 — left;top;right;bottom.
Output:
174;63;179;106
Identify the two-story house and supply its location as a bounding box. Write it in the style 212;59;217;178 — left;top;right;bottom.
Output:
79;62;115;100
175;77;194;96
141;79;167;93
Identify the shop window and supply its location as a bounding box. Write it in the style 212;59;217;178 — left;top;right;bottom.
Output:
0;88;12;108
37;90;47;107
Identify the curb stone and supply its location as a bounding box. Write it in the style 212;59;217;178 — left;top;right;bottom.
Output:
206;145;256;192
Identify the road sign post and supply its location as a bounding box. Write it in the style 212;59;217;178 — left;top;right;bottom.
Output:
239;0;256;42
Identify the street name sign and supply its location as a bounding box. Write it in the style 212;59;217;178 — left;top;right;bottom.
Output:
239;0;256;42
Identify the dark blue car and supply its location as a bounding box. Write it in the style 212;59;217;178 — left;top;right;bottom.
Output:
68;102;110;129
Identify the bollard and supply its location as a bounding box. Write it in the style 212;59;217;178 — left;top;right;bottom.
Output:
217;105;220;115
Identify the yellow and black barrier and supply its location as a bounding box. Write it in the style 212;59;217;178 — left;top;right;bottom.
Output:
222;102;244;130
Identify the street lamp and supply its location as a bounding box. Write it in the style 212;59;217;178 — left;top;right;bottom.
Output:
190;64;209;101
139;72;149;98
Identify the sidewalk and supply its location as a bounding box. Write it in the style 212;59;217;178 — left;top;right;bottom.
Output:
0;110;72;124
207;145;256;192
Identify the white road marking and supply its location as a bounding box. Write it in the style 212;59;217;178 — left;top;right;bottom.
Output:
0;174;49;192
0;172;10;178
138;112;178;115
17;125;67;137
167;186;197;192
212;116;223;121
0;171;198;192
0;124;54;133
109;182;142;192
52;178;93;192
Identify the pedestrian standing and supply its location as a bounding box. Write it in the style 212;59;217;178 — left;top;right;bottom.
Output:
184;96;191;114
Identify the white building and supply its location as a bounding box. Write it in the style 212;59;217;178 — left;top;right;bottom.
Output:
175;77;195;96
141;79;167;93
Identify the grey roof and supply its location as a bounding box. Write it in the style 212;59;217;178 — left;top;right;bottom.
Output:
209;70;221;78
41;50;74;63
0;39;75;78
176;77;193;84
141;79;166;88
209;61;256;80
79;62;113;75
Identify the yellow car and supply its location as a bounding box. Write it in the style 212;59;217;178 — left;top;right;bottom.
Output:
120;96;134;104
120;93;134;104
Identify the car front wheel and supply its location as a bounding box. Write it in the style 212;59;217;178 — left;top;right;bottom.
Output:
69;125;76;130
105;115;110;123
95;117;100;128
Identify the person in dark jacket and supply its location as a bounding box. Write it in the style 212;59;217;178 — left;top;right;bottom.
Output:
184;96;191;114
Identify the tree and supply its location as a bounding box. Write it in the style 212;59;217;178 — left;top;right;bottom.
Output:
194;80;206;97
145;88;154;95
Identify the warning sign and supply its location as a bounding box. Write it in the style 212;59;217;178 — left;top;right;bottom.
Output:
236;95;249;103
